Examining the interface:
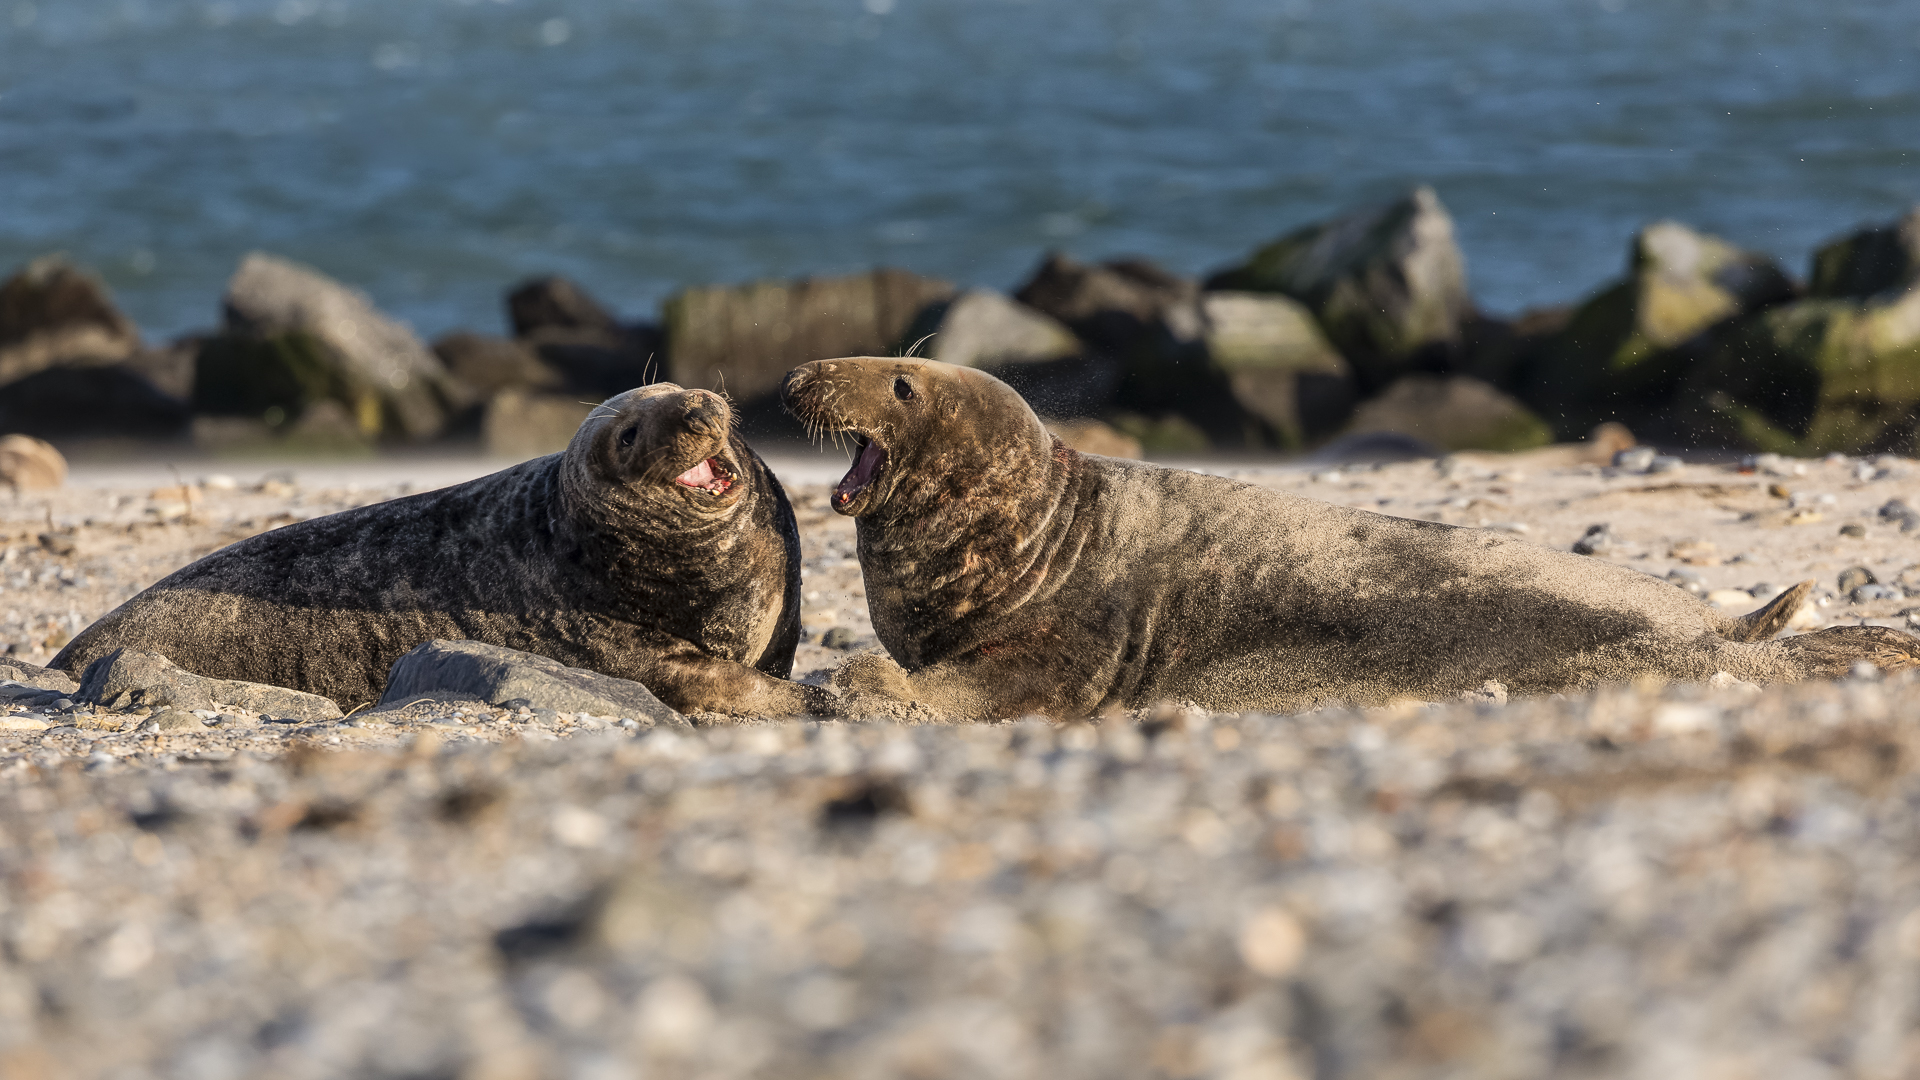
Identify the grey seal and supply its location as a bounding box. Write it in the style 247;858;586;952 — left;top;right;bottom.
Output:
56;384;820;715
782;356;1919;718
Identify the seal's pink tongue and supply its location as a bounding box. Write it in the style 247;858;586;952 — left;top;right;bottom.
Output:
835;440;886;505
674;459;716;487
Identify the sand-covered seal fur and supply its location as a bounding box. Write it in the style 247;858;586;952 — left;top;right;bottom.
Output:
56;384;820;715
783;357;1920;718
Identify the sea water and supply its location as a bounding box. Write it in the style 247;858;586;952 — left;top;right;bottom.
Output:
1;0;1914;340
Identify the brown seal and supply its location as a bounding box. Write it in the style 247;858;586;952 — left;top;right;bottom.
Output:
55;384;822;716
782;357;1920;718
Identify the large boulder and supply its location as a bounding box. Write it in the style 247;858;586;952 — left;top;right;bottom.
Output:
0;435;66;492
663;268;956;407
1809;206;1920;300
1523;221;1796;437
915;289;1080;370
432;331;563;397
377;639;687;729
0;255;140;387
216;253;457;441
0;364;191;441
1341;375;1552;453
1200;292;1357;448
482;389;596;460
1015;254;1266;444
1686;208;1920;455
907;287;1113;417
1207;186;1470;389
75;648;342;721
507;276;661;397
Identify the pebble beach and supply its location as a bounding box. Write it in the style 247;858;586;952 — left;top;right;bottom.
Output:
5;450;1920;1076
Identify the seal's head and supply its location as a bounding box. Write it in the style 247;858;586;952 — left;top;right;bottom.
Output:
569;383;752;512
781;357;1053;518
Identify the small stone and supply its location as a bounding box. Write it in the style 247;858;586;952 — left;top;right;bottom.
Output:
0;714;50;731
1572;524;1612;556
1238;908;1306;977
1647;455;1683;473
1852;583;1899;604
1706;589;1758;610
1667;568;1707;595
821;627;859;650
1612;447;1656;473
1767;482;1792;499
1785;509;1824;525
1854;460;1879;482
1839;523;1867;538
1669;539;1719;566
1837;566;1878;594
1878;499;1920;531
150;710;206;732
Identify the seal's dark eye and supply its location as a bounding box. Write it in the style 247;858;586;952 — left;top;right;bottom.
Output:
618;426;637;447
894;377;914;401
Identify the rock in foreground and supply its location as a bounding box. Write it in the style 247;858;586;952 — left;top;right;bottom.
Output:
377;639;688;729
75;647;342;721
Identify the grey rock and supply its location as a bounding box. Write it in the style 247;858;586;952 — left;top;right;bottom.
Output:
1809;205;1920;301
0;656;79;694
376;640;688;730
507;275;624;339
1309;431;1440;465
222;252;455;441
481;390;596;460
431;331;563;397
1839;523;1868;538
1207;186;1470;388
820;627;859;650
1647;454;1684;473
1878;499;1920;531
76;648;343;722
0;254;141;387
664;268;956;408
150;710;206;732
0;363;190;442
1666;568;1707;595
1201;292;1357;448
1613;446;1657;472
1341;375;1551;454
1524;221;1795;438
1572;523;1613;556
918;289;1081;370
1852;583;1900;603
1837;566;1878;594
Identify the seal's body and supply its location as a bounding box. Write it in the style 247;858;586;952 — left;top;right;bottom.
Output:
56;385;817;715
783;357;1920;719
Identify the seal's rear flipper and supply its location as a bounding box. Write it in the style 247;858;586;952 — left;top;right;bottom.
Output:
1778;624;1920;678
1723;580;1814;643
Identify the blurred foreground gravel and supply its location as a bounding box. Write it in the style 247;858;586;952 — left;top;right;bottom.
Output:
6;673;1920;1079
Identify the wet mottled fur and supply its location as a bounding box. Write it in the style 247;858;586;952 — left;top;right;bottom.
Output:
56;385;818;715
783;357;1920;719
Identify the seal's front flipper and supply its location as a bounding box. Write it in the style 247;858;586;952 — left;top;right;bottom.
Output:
1722;580;1813;643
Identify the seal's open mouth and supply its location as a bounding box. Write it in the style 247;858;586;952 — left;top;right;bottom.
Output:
835;435;886;508
674;457;735;496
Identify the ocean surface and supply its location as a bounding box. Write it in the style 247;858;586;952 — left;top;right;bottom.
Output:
1;0;1915;343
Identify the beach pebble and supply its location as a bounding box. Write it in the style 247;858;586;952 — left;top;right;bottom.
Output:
1837;566;1878;594
1571;523;1613;555
821;627;859;650
1852;583;1900;604
1839;523;1867;538
1612;447;1656;473
1706;589;1758;610
1666;568;1706;595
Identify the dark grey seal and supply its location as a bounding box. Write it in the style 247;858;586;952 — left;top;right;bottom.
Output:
782;356;1920;719
55;384;820;715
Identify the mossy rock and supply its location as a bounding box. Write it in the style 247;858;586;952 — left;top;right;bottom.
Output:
1687;292;1920;455
1523;221;1795;439
1207;186;1469;390
1343;375;1553;453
